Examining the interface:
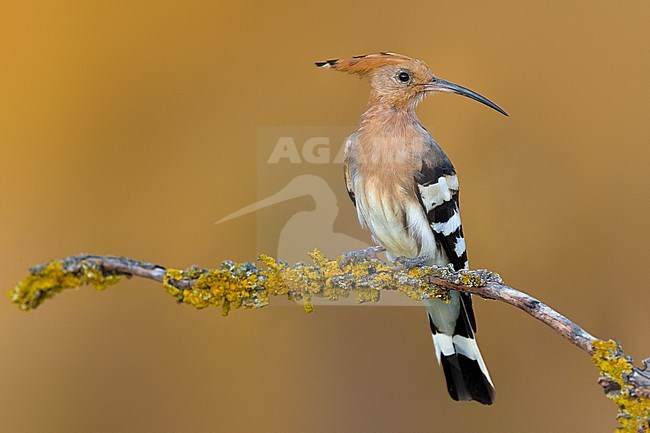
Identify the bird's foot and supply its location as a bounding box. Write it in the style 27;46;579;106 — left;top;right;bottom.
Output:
393;255;430;270
339;246;385;268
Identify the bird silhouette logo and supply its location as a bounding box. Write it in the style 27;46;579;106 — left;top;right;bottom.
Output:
217;174;368;262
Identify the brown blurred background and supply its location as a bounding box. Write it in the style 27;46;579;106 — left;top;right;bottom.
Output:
1;1;648;432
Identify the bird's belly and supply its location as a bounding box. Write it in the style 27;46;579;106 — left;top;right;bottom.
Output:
365;210;419;259
355;184;443;261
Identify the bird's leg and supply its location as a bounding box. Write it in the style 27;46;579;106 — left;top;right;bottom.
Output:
339;245;386;268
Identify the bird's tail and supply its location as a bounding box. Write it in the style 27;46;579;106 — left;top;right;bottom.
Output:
425;292;495;405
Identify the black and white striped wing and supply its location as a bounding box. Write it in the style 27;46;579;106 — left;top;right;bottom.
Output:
415;162;468;271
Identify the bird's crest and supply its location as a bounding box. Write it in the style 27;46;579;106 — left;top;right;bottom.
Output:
315;52;418;76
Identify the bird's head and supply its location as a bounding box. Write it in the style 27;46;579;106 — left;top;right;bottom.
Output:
316;52;507;115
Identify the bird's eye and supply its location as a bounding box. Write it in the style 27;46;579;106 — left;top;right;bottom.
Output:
397;72;411;83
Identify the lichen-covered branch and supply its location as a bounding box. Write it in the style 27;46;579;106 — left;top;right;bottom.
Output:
7;247;649;432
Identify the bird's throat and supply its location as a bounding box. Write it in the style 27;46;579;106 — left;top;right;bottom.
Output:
357;105;427;170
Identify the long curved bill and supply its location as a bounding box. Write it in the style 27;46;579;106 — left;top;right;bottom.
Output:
425;77;508;116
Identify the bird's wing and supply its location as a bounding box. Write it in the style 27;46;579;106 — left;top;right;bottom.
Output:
343;162;355;204
343;133;358;204
415;161;468;271
415;160;476;330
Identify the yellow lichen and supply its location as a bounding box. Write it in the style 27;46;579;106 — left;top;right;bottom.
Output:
302;298;314;313
259;250;356;309
259;254;289;297
394;265;449;303
163;263;264;316
592;340;650;432
7;260;121;311
458;272;484;287
162;268;184;297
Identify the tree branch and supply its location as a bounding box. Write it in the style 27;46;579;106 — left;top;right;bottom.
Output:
7;247;649;432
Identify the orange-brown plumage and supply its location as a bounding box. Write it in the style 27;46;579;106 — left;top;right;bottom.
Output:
315;52;420;75
317;52;434;109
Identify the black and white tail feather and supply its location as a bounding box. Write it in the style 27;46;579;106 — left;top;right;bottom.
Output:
417;156;496;405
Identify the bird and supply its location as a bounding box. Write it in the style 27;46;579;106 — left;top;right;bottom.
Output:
316;52;507;405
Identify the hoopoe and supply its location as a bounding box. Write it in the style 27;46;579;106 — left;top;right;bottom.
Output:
316;52;507;405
